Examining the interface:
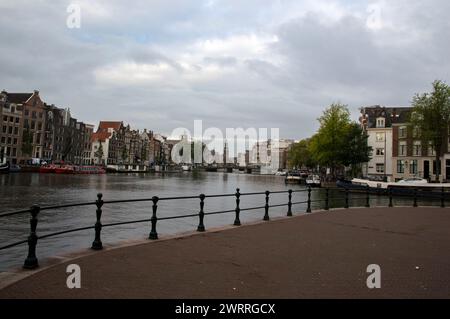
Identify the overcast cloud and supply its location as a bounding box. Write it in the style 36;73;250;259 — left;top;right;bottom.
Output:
0;0;449;139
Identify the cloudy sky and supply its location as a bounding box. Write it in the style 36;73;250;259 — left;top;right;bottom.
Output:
0;0;449;140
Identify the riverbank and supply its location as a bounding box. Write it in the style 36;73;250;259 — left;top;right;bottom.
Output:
1;207;449;299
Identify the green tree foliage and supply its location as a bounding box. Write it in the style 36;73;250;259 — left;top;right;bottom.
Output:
339;123;372;177
309;103;351;175
287;139;314;169
309;103;371;178
410;80;450;182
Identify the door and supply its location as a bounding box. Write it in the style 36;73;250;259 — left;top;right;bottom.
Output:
424;161;430;180
446;160;450;181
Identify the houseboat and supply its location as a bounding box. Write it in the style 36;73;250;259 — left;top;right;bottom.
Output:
55;165;106;174
337;177;450;197
106;164;149;173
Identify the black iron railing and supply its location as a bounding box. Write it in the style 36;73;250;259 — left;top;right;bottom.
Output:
0;186;448;270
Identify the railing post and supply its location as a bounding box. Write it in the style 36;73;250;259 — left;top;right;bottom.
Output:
325;188;329;211
264;191;270;221
389;188;393;207
287;189;293;216
307;186;312;213
441;187;445;208
344;187;349;209
91;193;104;250
413;189;418;208
234;188;241;226
197;194;206;232
365;185;370;208
149;196;159;240
23;205;40;269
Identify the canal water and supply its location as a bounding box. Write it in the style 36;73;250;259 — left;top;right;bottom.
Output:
1;172;306;270
0;172;438;271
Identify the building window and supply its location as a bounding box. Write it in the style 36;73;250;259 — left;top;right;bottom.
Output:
413;141;421;156
2;116;7;122
428;142;435;156
31;121;35;130
7;137;11;144
12;148;16;157
24;109;29;116
410;160;418;175
399;141;407;156
1;137;5;143
14;127;18;135
399;126;407;138
397;160;405;174
376;133;384;142
433;160;441;175
376;164;385;173
15;117;19;124
8;126;12;134
37;122;42;131
13;138;17;145
9;116;13;122
376;148;385;156
376;118;385;128
413;127;420;138
2;126;6;133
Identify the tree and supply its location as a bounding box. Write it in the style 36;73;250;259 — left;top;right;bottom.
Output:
410;80;450;182
309;103;372;178
94;141;104;164
287;139;314;169
339;123;372;177
309;103;351;177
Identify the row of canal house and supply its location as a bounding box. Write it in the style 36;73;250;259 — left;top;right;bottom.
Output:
361;105;450;182
90;122;171;167
0;90;94;165
0;90;177;167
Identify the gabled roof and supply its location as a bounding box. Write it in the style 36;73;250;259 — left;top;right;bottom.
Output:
5;93;33;104
91;131;112;143
98;121;123;132
361;106;413;128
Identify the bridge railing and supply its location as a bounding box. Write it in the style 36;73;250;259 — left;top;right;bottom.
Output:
0;186;448;270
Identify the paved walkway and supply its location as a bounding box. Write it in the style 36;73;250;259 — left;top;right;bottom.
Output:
1;207;450;298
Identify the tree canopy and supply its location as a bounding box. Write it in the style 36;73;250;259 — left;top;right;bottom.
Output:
410;80;450;181
307;103;371;177
287;139;314;169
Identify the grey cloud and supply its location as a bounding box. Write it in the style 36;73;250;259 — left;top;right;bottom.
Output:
0;0;449;140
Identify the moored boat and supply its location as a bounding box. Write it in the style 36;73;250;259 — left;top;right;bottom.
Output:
0;162;9;174
39;164;59;173
75;166;106;174
337;178;450;197
55;165;105;174
9;165;21;173
306;175;322;188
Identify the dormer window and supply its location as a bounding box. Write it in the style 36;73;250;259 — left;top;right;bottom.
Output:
376;117;385;128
